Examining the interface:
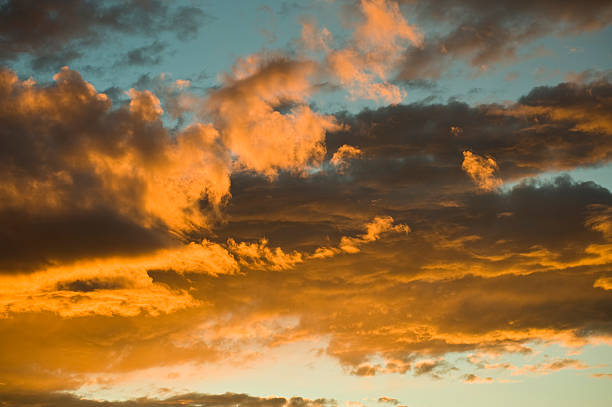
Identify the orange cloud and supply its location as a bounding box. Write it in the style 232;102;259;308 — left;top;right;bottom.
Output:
205;56;340;177
330;144;363;172
301;20;333;52
320;0;423;104
339;216;411;254
0;67;232;234
462;374;493;383
0;240;238;317
510;358;589;376
355;0;424;52
461;151;503;191
594;277;612;290
227;238;304;271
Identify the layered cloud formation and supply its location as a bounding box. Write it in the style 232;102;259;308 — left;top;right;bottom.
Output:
1;0;611;406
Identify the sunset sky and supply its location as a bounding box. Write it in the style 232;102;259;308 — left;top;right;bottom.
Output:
1;1;612;406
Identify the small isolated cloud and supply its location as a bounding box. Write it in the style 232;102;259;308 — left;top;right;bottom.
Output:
331;144;363;172
122;41;167;66
377;396;399;405
462;373;494;383
413;359;456;379
594;277;612;290
338;216;411;254
449;126;463;136
461;151;503;191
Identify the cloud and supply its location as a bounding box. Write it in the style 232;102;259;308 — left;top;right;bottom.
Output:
300;19;333;52
0;67;235;241
396;0;612;79
0;0;210;70
330;145;364;172
462;374;493;383
204;56;341;177
0;391;336;407
338;216;411;254
461;151;503;191
0;239;238;317
1;176;612;390
586;204;612;240
227;238;304;271
121;41;167;66
325;79;612;192
594;277;612;290
355;0;423;51
322;0;423;104
1;64;612;394
412;359;456;379
377;397;399;405
199;172;612;377
510;358;589;376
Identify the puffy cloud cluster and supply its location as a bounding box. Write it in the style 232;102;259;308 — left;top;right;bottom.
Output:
297;0;423;104
325;0;423;103
205;56;340;177
0;67;233;246
1;15;612;399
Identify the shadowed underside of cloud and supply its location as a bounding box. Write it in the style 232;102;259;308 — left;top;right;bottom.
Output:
0;391;335;407
0;179;611;387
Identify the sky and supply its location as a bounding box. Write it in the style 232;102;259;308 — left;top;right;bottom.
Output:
0;0;612;406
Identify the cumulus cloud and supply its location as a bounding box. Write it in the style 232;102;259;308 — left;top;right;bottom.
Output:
1;62;612;397
205;56;341;177
323;0;423;104
0;67;233;239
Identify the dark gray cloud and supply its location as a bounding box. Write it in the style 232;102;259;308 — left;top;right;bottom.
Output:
0;207;171;273
0;391;334;407
122;41;167;66
0;0;209;70
396;0;612;79
214;78;612;251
